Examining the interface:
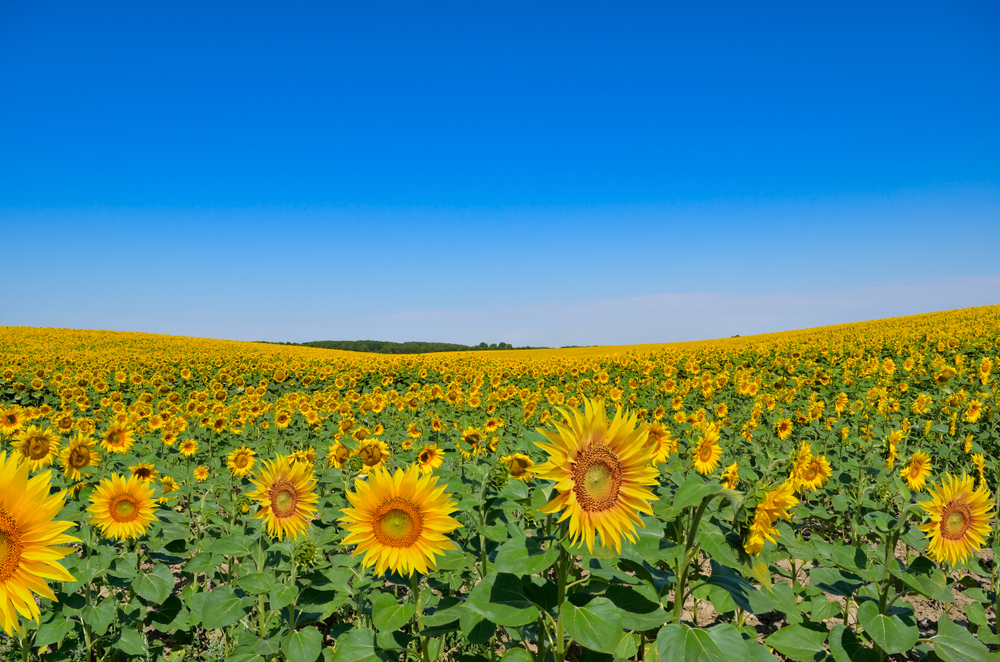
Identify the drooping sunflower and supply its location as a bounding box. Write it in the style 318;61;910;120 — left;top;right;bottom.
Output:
416;444;445;475
11;426;61;471
247;455;319;540
89;474;159;540
501;453;535;482
918;473;993;566
130;463;159;482
356;439;390;474
534;397;659;553
744;481;799;555
227;446;257;478
59;433;101;481
100;422;135;454
327;442;352;469
900;450;932;491
340;464;462;576
691;426;722;475
0;451;78;635
178;439;198;457
721;462;739;489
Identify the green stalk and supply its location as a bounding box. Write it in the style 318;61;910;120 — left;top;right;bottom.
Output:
410;574;431;662
673;498;712;624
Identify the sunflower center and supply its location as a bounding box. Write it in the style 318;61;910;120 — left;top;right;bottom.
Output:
698;442;714;462
27;437;50;460
509;459;528;476
572;444;622;512
235;455;250;468
0;509;24;583
372;497;423;548
110;494;139;523
802;463;819;480
418;451;431;463
109;432;123;447
269;480;299;518
360;446;383;467
69;447;90;468
940;501;972;541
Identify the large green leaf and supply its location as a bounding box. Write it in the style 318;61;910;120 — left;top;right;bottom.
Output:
132;562;175;604
603;584;670;631
35;618;76;647
764;624;827;661
330;628;396;662
493;536;559;575
931;614;994;662
372;592;416;632
856;601;918;655
148;594;189;632
656;623;749;662
209;534;253;557
705;560;757;613
828;624;879;662
561;597;623;654
674;476;724;511
466;573;539;627
202;587;251;629
282;626;323;662
238;573;276;595
500;649;533;662
112;628;146;656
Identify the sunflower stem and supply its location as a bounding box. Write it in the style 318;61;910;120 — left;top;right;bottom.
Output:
409;574;430;662
673;497;712;624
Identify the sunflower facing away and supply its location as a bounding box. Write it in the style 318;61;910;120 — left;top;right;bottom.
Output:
0;451;78;634
900;450;932;492
89;474;159;540
59;433;101;481
918;473;993;566
11;426;61;472
534;397;659;553
340;464;461;576
501;453;535;482
416;444;445;476
247;455;319;540
227;446;257;478
100;422;135;455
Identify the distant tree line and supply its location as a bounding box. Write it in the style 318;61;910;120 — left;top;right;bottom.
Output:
253;339;545;354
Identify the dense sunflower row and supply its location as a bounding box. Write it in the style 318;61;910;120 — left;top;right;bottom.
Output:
0;305;998;661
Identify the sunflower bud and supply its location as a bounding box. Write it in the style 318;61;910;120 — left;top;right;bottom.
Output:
346;454;365;474
488;462;510;489
294;539;321;569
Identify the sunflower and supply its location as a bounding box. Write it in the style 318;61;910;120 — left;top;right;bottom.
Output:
340;464;461;576
178;439;198;457
744;481;799;555
0;407;24;437
721;462;739;489
645;421;678;465
11;426;61;471
459;427;488;458
972;453;986;486
327;442;352;469
775;418;793;441
100;422;135;454
248;455;318;540
501;453;535;481
0;451;78;634
416;444;445;475
59;433;100;481
160;476;179;494
691;426;722;475
89;474;159;540
290;447;316;467
227;446;257;478
130;463;159;482
965;400;983;423
406;422;422;439
357;439;390;474
900;450;932;491
534;397;659;553
194;466;209;482
918;473;993;566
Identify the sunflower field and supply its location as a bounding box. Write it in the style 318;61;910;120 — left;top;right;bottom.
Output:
1;305;999;662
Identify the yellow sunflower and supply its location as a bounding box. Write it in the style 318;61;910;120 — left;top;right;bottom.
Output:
0;451;78;634
416;444;445;475
129;463;159;482
534;397;659;553
326;442;351;469
227;446;257;478
89;474;159;540
0;407;25;437
775;418;793;441
900;450;932;491
340;464;461;576
501;453;535;482
100;422;135;454
691;426;722;475
796;454;832;492
918;473;993;566
721;462;739;489
59;433;100;481
247;455;319;540
160;476;179;494
356;439;390;474
744;481;799;555
290;447;316;467
194;466;209;482
178;439;198;457
645;421;678;465
11;426;61;471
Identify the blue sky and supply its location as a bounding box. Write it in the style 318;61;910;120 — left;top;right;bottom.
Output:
2;2;998;346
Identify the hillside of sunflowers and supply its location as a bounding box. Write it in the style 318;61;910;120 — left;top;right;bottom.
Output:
0;305;999;662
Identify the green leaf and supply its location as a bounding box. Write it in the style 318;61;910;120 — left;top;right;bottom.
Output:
856;601;918;655
34;618;76;647
705;560;757;613
674;476;724;511
931;614;995;662
561;597;623;654
202;587;251;629
764;623;827;661
132;562;175;604
330;628;395;662
460;608;497;645
808;567;863;598
466;573;539;627
238;573;276;595
828;624;879;662
282;626;323;662
113;628;146;656
656;623;749;662
224;647;265;662
372;592;416;632
209;534;253;557
82;600;117;635
500;649;533;662
270;584;298;611
434;547;473;571
603;584;670;631
148;594;189;632
745;640;780;662
493;536;559;575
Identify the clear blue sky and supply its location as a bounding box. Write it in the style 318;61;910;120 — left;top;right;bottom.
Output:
2;2;998;346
